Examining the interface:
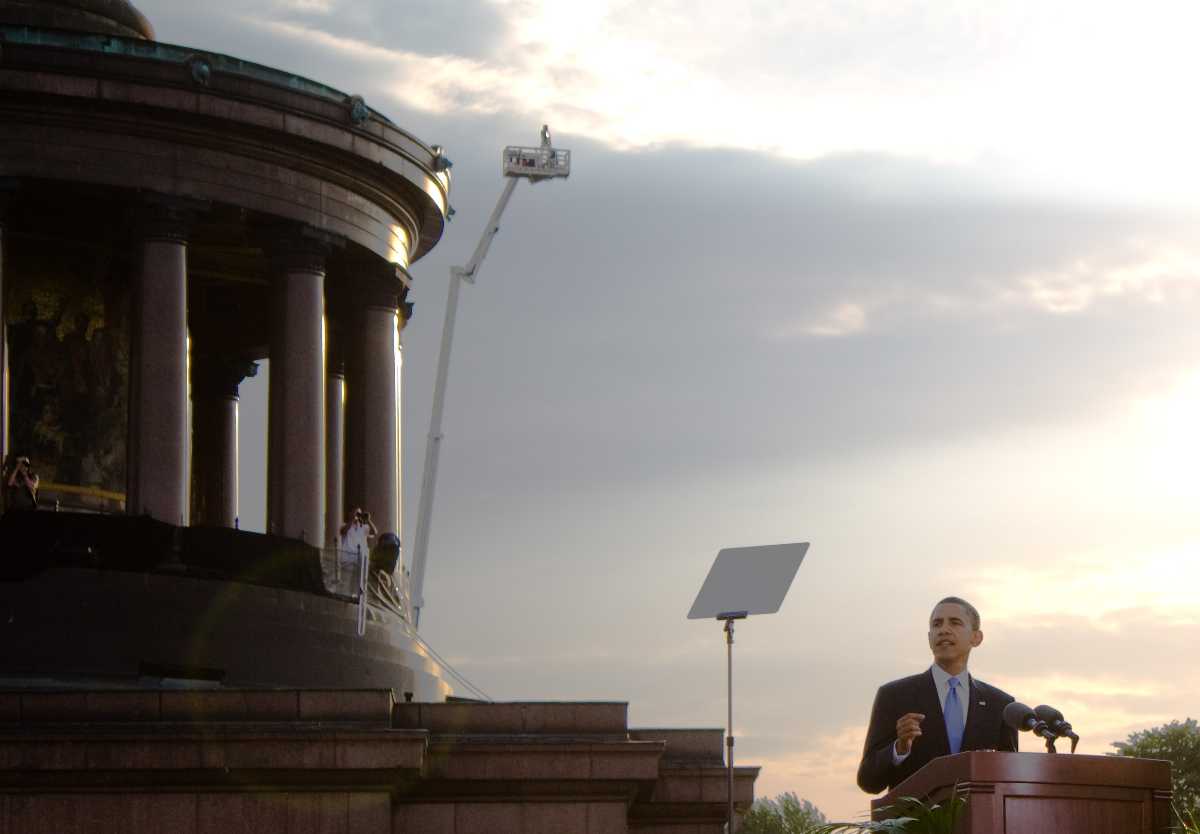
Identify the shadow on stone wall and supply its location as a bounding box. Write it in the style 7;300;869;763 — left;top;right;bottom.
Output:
0;511;323;593
5;256;130;496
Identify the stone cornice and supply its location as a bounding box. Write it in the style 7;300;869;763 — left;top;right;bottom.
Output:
0;36;448;263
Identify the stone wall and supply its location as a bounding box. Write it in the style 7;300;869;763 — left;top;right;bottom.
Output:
0;688;758;833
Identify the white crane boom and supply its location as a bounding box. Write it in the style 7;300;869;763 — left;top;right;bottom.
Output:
410;127;570;628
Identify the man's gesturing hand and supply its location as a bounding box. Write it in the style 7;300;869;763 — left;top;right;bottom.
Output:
895;712;925;755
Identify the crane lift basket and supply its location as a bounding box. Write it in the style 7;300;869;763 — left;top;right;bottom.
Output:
503;124;571;180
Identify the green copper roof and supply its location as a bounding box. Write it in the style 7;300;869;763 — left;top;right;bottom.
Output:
0;24;393;125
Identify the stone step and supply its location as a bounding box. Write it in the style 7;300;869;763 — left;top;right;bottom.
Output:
394;701;629;736
0;688;395;725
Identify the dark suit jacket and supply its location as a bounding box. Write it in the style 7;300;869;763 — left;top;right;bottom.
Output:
856;669;1018;794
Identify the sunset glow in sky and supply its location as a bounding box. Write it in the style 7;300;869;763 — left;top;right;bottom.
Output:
140;0;1200;820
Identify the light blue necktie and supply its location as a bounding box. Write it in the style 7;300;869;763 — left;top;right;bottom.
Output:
944;676;964;754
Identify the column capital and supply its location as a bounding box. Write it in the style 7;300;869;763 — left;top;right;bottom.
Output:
267;225;344;275
140;195;207;243
193;355;259;400
359;259;412;311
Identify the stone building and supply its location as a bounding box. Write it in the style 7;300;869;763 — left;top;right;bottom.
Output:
0;1;757;830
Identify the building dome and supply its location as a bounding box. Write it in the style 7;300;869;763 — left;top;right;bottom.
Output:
0;0;155;40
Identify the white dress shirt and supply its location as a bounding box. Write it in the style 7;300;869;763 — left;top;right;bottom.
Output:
892;664;971;765
339;521;371;560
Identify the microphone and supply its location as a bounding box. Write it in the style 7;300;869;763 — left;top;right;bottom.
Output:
1002;701;1058;741
1035;705;1079;743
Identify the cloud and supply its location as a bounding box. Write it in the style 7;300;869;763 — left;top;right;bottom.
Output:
971;541;1200;625
261;0;512;59
1018;242;1200;314
772;302;869;340
982;608;1200;746
151;0;1200;202
402;142;1200;501
139;0;1200;207
243;16;527;115
272;0;334;13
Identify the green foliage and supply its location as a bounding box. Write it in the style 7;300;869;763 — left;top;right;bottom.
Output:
1177;804;1200;834
803;789;966;834
1111;718;1200;816
739;792;827;834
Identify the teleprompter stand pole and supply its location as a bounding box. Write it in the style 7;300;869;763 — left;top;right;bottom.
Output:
688;543;810;832
720;611;747;834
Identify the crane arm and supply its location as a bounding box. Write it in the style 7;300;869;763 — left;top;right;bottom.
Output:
409;175;521;627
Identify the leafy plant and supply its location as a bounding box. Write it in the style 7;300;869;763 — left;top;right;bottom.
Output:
1111;718;1200;817
740;792;828;833
803;788;966;834
1177;802;1200;834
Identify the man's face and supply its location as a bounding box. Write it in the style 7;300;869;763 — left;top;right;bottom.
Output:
928;602;982;669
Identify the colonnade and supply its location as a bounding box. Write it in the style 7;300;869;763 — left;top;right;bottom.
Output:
31;199;409;547
0;209;7;472
0;183;16;470
191;356;258;529
276;245;407;547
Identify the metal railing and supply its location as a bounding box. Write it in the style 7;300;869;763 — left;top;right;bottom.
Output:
318;544;413;633
33;482;126;514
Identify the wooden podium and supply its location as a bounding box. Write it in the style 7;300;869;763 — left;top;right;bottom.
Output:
872;751;1172;834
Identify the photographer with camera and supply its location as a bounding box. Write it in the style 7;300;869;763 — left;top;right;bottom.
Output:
3;454;40;512
337;507;378;578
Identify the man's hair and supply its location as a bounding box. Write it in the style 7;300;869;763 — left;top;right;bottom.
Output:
933;596;980;631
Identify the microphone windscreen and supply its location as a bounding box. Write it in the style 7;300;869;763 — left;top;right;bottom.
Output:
1003;701;1036;731
1034;704;1064;724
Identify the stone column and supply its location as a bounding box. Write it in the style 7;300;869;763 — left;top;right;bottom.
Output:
325;359;346;548
345;262;410;539
266;296;285;533
129;204;191;525
192;357;258;527
0;204;6;469
266;233;329;545
0;182;16;470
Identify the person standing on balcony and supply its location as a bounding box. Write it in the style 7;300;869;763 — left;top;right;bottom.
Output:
338;507;377;571
3;455;39;512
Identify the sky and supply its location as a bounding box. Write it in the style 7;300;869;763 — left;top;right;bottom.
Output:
139;0;1200;821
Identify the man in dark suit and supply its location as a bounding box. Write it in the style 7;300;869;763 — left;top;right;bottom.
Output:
857;596;1018;794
